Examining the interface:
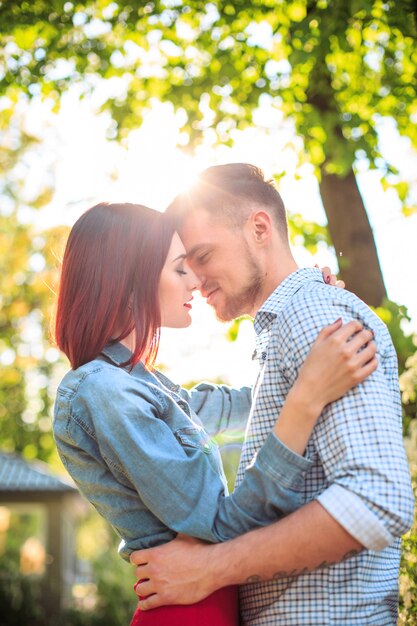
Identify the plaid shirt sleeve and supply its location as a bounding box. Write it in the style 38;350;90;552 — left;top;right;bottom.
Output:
274;285;414;551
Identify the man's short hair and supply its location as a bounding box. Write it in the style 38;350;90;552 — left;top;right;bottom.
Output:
167;163;289;239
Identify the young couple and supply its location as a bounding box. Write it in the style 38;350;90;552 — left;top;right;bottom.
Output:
53;163;413;626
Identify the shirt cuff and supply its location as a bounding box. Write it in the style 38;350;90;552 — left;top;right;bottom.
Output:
316;484;394;551
255;431;313;491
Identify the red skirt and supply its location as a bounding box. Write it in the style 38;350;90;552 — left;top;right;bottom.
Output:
130;585;238;626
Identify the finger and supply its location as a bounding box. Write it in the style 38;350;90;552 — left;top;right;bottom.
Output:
315;318;343;342
130;551;149;566
346;328;374;354
134;579;154;598
332;319;363;342
135;564;150;580
335;279;345;289
138;594;165;611
354;356;378;382
328;275;337;286
352;341;377;367
321;266;331;284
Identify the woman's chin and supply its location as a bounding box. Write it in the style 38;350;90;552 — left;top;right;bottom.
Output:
181;315;193;328
163;316;193;329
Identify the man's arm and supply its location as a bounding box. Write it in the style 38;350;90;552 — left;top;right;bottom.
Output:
282;290;414;546
132;500;362;609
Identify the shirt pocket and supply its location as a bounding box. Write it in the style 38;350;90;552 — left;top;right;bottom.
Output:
174;426;213;454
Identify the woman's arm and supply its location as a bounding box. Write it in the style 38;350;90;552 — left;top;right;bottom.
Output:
56;320;376;554
274;319;376;454
122;321;375;543
180;382;252;437
182;267;345;439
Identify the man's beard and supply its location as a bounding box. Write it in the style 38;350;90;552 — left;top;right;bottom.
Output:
215;251;264;322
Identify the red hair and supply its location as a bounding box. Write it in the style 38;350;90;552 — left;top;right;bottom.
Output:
55;202;176;370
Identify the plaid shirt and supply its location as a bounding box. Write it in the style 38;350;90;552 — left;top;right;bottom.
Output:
236;268;414;626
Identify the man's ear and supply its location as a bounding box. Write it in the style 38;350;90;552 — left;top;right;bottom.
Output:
249;210;273;244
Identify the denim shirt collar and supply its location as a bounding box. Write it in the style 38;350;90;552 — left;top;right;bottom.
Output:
101;341;133;366
100;342;181;394
254;268;325;335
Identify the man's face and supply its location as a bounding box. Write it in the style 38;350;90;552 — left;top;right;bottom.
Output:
180;208;264;321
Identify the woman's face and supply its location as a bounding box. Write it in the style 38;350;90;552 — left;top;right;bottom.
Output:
158;233;200;328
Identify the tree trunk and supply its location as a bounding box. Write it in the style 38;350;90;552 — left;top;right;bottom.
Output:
302;20;388;308
319;167;387;306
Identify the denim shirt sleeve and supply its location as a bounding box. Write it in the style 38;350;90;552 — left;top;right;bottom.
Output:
179;382;252;437
70;371;311;544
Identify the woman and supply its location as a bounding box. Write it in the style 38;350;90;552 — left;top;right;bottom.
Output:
53;202;377;626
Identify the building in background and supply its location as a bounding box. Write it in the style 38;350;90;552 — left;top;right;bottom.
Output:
0;453;86;620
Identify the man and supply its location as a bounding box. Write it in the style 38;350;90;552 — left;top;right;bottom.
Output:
131;163;414;625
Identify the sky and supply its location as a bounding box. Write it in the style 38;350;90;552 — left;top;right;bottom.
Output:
21;91;417;387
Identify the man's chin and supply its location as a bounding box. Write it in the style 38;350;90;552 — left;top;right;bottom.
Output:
209;291;253;322
212;303;241;323
215;311;235;323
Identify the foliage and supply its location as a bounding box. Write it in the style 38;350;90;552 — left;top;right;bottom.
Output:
0;134;66;460
0;553;135;626
0;506;49;625
0;505;136;626
89;542;137;624
63;551;137;626
373;299;416;374
1;0;416;304
0;571;47;626
225;315;253;342
288;212;332;252
357;298;417;617
0;1;415;192
0;109;71;465
400;340;417;435
399;420;417;626
69;511;137;625
373;299;417;425
401;350;417;406
0;214;68;464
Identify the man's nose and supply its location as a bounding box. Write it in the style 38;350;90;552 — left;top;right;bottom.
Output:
188;268;202;291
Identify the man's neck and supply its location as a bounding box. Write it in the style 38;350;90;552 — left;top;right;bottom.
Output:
250;257;299;317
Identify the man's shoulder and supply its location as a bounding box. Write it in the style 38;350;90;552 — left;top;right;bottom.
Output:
279;280;377;322
270;280;389;345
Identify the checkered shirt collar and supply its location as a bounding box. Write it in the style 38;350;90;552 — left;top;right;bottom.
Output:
254;267;325;335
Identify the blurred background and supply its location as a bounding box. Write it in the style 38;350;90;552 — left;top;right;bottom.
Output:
0;1;416;624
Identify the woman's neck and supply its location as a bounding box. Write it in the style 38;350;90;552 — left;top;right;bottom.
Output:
119;333;135;353
119;332;151;365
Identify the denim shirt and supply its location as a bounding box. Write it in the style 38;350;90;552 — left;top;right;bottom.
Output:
53;342;312;560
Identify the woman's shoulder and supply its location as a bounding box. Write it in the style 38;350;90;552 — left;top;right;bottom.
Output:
57;357;168;410
57;357;118;395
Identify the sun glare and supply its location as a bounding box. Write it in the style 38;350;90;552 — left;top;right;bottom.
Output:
32;92;417;344
172;166;200;196
107;106;206;211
